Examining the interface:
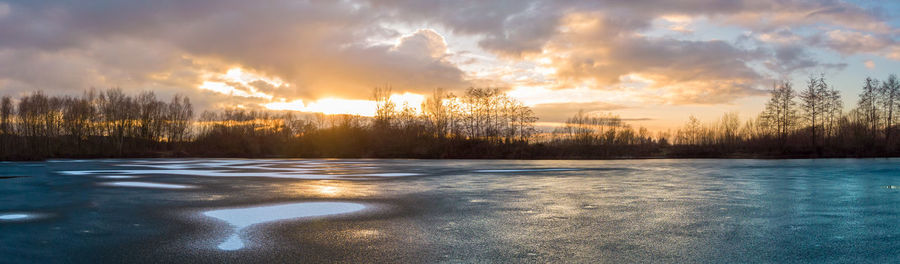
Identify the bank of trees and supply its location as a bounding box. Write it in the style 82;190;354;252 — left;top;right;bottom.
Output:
662;74;900;157
4;74;900;159
193;87;540;158
0;89;192;159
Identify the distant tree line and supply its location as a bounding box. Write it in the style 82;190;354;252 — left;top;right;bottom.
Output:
0;89;192;159
2;74;900;160
191;87;539;158
661;74;900;157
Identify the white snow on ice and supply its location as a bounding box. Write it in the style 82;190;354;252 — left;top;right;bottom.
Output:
366;173;421;177
203;202;368;250
474;168;578;173
60;160;421;180
100;181;196;189
63;169;420;180
0;213;31;220
96;175;139;179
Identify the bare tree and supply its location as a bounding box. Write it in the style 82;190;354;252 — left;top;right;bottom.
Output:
422;88;450;137
858;77;881;141
373;86;396;128
762;80;797;149
799;75;825;151
823;83;842;141
61;94;96;150
881;74;900;144
718;112;741;147
0;96;11;136
0;96;13;156
166;94;193;143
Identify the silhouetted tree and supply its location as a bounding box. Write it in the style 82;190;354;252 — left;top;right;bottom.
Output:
880;74;899;145
762;80;797;150
858;77;881;143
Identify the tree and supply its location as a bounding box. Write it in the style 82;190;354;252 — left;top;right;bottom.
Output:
678;115;703;145
823;83;842;141
422;88;450;137
61;94;96;151
718;112;741;147
0;96;11;136
373;86;396;128
881;74;900;144
166;94;193;144
799;75;828;152
0;96;13;157
762;80;797;149
98;88;135;155
858;77;881;142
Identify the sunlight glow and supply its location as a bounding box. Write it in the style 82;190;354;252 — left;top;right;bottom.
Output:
199;81;274;99
223;68;285;87
264;93;425;116
507;85;634;106
264;98;376;116
198;67;284;100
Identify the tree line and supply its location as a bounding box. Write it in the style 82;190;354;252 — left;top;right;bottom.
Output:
661;74;900;157
0;89;192;159
191;87;539;158
1;74;900;160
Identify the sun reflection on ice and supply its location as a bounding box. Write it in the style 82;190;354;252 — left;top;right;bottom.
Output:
282;181;378;198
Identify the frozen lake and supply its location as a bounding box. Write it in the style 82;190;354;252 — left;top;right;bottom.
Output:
2;158;900;263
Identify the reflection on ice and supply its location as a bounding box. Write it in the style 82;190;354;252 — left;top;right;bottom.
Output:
100;181;196;189
203;202;367;250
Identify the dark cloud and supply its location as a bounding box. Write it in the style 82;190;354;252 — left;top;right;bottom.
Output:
765;44;847;75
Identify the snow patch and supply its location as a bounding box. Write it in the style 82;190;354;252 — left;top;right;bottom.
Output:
0;214;31;220
474;168;578;173
65;169;420;180
203;202;367;250
100;181;196;189
366;173;421;177
96;175;139;179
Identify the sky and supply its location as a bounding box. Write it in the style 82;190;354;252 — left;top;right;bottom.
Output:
0;0;898;130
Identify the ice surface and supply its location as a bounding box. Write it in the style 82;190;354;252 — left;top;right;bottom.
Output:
203;202;367;250
100;181;196;189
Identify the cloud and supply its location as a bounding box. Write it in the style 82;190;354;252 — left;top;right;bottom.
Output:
532;101;628;122
0;0;897;112
370;0;897;104
393;29;449;59
0;2;9;18
819;29;900;60
865;60;876;69
763;44;847;75
540;12;767;104
0;0;469;105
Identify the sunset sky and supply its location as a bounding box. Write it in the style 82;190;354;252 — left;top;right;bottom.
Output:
0;0;899;130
